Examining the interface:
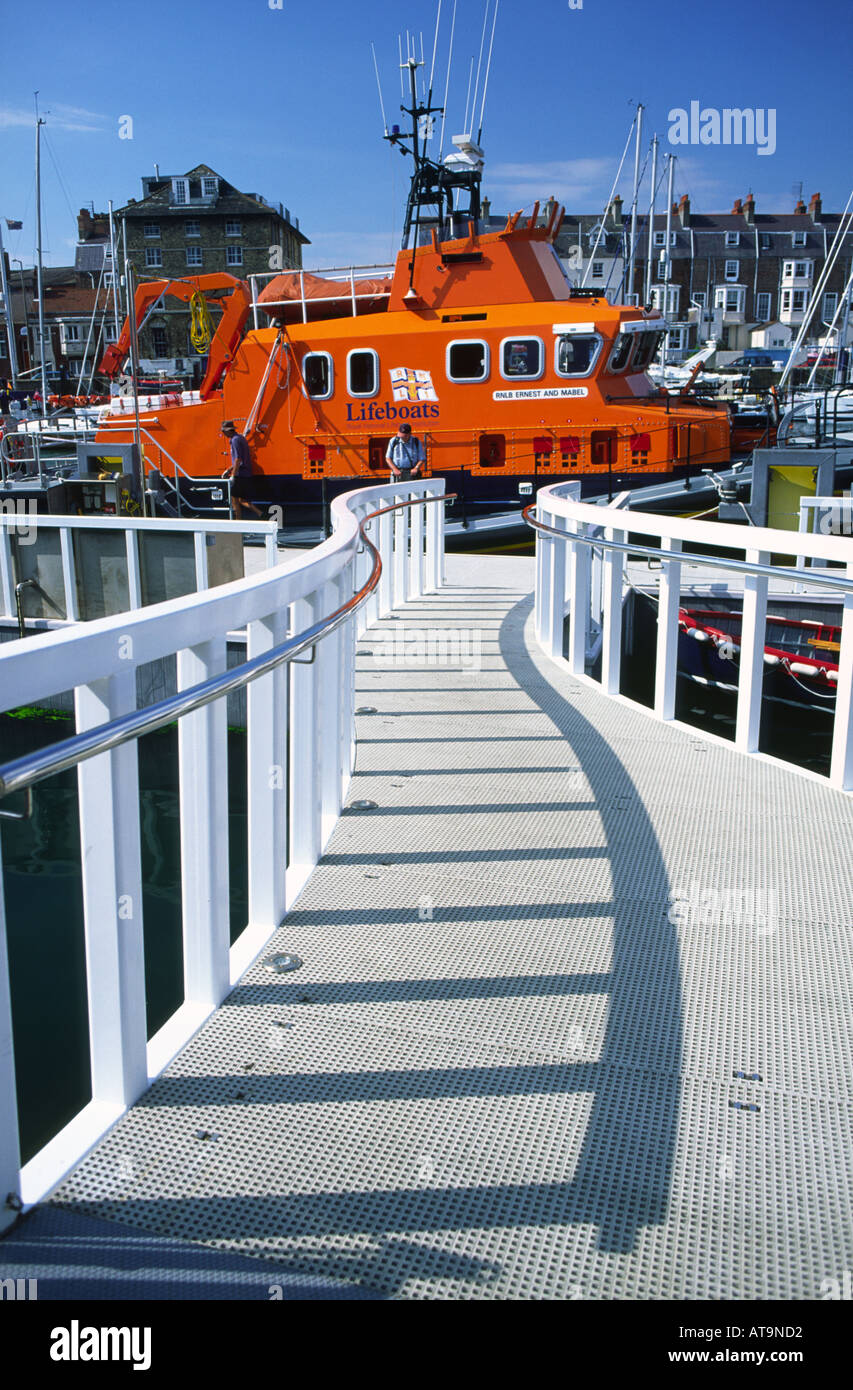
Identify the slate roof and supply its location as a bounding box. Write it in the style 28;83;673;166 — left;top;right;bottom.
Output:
115;164;309;242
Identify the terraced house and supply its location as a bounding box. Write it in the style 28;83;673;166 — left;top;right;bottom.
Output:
115;164;309;375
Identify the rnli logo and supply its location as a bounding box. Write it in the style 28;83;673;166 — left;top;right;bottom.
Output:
390;368;438;403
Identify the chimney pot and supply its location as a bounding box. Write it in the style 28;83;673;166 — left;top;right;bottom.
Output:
808;191;822;221
731;198;742;215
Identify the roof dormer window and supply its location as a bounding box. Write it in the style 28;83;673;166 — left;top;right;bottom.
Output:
172;178;189;205
792;230;807;247
725;231;740;247
202;176;219;200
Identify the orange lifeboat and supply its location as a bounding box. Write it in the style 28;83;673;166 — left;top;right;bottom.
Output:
258;270;392;324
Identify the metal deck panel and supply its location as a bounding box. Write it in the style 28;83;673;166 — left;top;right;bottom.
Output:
31;554;853;1299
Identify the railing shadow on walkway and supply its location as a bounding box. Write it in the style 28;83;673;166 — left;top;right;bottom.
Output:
41;582;682;1286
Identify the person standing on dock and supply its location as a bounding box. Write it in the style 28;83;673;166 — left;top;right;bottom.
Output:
221;420;264;520
386;422;425;484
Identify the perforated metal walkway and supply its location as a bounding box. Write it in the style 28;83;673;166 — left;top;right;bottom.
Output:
20;555;853;1299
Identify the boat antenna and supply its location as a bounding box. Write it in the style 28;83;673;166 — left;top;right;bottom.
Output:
462;56;475;136
471;0;490;137
438;0;457;159
34;97;49;417
398;35;405;97
477;0;500;142
428;0;442;96
371;42;389;133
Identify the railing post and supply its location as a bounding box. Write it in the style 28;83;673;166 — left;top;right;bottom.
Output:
0;838;22;1229
393;493;408;607
177;638;231;1008
654;537;682;721
567;521;592;675
289;592;323;889
75;672;148;1107
125;530;142;609
378;504;393;615
59;527;79;622
364;517;380;627
0;525;14;619
830;561;853;790
318;577;345;840
193;531;209;592
409;491;425;598
247;609;289;932
340;581;357;790
601;525;625;695
735;550;769;754
425;487;441;592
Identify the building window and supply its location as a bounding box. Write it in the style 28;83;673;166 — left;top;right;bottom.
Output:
591;260;604;280
653;231;666;248
725;260;739;280
792;231;807;247
725;231;740;247
760;234;772;249
226;245;243;267
145;247;163;268
651;286;680;314
103;273;114;288
782;289;809;314
657;257;668;280
172;178;189;205
143;222;160;238
346;348;379;397
446;339;490;382
756;292;772;321
499;337;544;380
692;292;706;309
302;351;333;399
202;176;219;199
668;328;685;350
555;332;601;377
186;246;203;267
715;286;744;313
62;323;81;342
185;219;201;237
151;327;168;357
225;219;242;237
823;292;839;321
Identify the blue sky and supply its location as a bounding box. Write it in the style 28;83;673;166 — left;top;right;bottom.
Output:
1;0;850;269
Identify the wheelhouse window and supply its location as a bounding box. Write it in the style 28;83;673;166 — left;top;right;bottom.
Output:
555;333;601;377
446;339;489;382
499;337;543;380
606;332;634;373
347;348;379;397
631;332;661;371
303;351;333;399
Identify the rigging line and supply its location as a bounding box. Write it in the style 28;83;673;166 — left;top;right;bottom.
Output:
42;128;78;228
477;0;500;140
471;0;490;138
438;0;457;159
371;43;388;131
580;110;636;286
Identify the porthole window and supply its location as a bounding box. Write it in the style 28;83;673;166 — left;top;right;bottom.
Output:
554;333;601;378
606;333;633;374
446;339;490;383
303;351;333;400
500;337;544;381
347;348;379;398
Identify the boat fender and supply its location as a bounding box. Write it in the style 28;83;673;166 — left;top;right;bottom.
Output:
688;628;711;642
763;653;781;666
789;661;819;679
827;670;839;683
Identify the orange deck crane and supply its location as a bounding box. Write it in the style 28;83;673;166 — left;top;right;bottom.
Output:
98;273;253;400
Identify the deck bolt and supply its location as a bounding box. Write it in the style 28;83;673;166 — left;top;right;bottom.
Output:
355;706;377;715
264;952;303;974
349;799;378;810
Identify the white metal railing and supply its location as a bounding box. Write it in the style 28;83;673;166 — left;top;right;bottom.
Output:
796;494;853;569
247;264;394;329
0;512;278;626
0;479;446;1221
529;480;853;792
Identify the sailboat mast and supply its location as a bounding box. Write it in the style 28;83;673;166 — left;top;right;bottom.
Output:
35;114;48;414
108;200;121;340
644;134;658;304
627;104;643;302
0;219;20;388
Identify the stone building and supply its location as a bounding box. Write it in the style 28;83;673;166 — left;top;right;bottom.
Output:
114;164;309;374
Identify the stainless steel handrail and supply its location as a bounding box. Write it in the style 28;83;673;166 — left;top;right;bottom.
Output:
0;493;453;801
522;503;853;594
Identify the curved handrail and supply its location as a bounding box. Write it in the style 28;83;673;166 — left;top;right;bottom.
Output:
521;503;853;594
0;492;454;801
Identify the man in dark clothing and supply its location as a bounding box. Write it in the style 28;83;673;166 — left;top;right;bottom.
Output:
221;420;263;519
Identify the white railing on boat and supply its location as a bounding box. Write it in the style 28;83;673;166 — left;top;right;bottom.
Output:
0;480;446;1221
796;494;853;570
247;264;394;328
528;481;853;792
